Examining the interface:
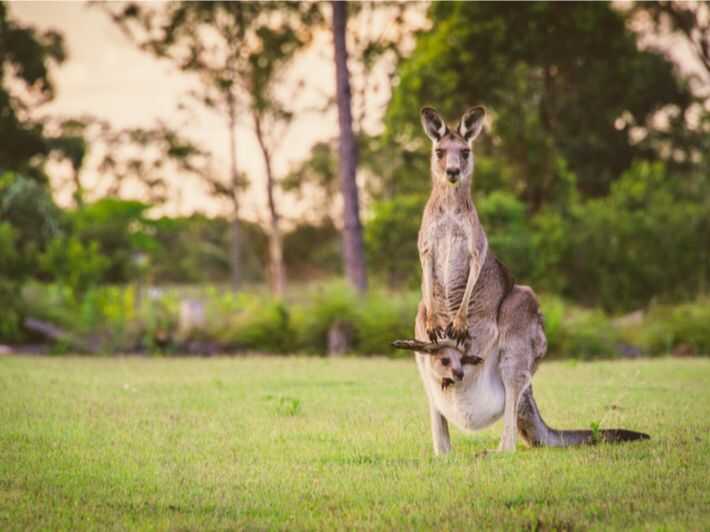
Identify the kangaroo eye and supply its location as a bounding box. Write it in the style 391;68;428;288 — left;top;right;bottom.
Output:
461;149;470;159
435;149;445;159
441;358;450;366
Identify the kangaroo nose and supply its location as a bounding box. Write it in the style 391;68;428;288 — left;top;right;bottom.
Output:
446;169;460;182
453;369;464;381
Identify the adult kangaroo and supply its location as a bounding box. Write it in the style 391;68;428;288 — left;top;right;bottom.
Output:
393;106;649;454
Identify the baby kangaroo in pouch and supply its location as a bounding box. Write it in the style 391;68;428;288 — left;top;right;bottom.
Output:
393;106;650;455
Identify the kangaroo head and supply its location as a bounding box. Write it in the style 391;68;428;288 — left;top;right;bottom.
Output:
420;106;486;187
392;339;482;389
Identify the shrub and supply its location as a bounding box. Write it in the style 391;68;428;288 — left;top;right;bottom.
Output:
17;280;709;359
631;300;710;356
538;294;618;359
354;289;419;356
537;293;566;355
534;162;710;311
290;281;360;354
212;295;291;353
365;194;425;288
556;309;619;359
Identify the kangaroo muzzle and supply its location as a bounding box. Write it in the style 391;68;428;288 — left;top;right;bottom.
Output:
446;168;460;183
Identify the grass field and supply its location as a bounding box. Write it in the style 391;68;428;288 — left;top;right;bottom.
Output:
1;355;708;530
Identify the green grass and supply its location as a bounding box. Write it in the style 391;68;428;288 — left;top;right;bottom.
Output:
1;356;708;530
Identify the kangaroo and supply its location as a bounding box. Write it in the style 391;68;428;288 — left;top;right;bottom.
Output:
393;106;649;454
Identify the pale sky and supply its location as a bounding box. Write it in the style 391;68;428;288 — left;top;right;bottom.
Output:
10;2;704;222
9;1;360;222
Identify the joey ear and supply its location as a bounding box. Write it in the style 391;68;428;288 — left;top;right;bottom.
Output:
392;339;437;353
420;107;448;142
457;106;486;143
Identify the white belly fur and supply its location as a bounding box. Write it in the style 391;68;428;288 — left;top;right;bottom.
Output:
420;349;505;432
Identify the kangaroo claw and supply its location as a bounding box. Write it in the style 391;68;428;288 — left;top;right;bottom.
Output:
446;320;470;346
426;325;443;343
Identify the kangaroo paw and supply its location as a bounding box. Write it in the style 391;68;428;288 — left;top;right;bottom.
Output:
426;325;444;343
446;317;470;346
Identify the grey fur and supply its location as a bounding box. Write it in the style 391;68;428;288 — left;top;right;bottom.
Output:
394;107;649;454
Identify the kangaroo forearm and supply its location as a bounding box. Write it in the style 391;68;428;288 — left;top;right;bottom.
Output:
456;241;487;317
421;252;434;314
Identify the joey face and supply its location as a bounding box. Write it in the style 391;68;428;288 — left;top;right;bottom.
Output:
420;106;487;187
429;347;465;387
391;338;476;389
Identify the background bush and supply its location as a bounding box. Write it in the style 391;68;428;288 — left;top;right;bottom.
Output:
17;281;710;358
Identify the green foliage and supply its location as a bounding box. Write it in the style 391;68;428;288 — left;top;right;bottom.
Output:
535;162;710;310
16;280;710;357
0;172;60;254
626;300;710;356
365;194;425;287
539;294;618;359
291;281;418;356
38;237;109;294
0;3;66;180
210;294;291;353
268;395;302;417
386;2;692;205
67;198;155;283
148;214;267;285
0;277;22;341
555;309;619;360
283;221;341;280
354;289;419;356
477;191;536;281
536;294;566;355
291;281;360;353
589;421;602;444
147;215;232;284
0;172;62;341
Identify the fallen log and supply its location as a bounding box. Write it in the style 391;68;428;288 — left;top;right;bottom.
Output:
24;317;95;353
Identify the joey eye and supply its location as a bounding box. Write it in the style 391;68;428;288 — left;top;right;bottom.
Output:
435;149;445;159
461;149;470;159
440;358;450;366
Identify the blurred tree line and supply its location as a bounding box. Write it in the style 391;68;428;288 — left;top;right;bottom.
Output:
1;1;709;345
371;2;709;311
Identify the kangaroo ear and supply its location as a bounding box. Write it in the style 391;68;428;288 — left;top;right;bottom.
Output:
420;107;448;142
392;339;437;353
457;106;486;142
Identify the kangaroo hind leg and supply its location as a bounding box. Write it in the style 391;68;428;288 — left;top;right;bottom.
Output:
496;285;546;452
498;345;533;452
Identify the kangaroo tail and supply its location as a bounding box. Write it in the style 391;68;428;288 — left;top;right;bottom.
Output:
516;386;650;447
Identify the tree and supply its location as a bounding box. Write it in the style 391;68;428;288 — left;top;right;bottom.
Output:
385;2;693;210
637;1;710;77
102;2;320;293
332;1;368;293
244;8;321;295
0;171;62;340
0;3;82;340
0;2;68;181
45;116;210;208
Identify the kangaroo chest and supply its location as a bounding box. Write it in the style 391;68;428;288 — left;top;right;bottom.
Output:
425;208;475;312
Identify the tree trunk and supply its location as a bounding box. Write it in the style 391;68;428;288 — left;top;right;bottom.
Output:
253;111;286;297
72;166;85;208
229;215;241;291
332;1;368;294
227;95;241;291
